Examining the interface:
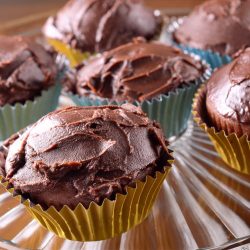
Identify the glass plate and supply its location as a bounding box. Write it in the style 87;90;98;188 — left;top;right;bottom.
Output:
0;7;250;250
0;119;250;250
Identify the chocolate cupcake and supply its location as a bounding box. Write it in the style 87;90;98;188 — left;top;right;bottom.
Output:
0;104;173;241
163;0;250;69
0;36;61;140
193;48;250;174
175;0;250;55
206;49;250;137
65;39;210;139
42;0;162;66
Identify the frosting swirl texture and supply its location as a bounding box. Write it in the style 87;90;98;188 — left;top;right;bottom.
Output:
43;0;162;53
0;36;57;106
206;48;250;136
174;0;250;55
1;105;171;209
66;39;204;102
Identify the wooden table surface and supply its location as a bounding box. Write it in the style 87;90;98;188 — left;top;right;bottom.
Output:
0;0;205;35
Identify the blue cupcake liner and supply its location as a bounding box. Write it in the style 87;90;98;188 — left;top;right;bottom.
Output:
67;56;211;140
0;54;68;141
0;82;61;141
160;17;232;70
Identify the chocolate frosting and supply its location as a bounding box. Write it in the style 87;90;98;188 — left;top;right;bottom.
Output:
65;39;204;102
0;105;171;210
174;0;250;55
206;48;250;136
42;0;162;53
0;36;57;106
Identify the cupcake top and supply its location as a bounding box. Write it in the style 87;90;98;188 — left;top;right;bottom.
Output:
0;36;57;106
0;104;171;210
174;0;250;55
65;39;204;102
206;48;250;136
43;0;162;53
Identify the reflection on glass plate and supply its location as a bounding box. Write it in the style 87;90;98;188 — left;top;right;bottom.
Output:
0;119;249;250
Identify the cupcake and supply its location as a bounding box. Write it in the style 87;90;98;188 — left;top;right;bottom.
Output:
193;48;250;174
65;38;210;139
0;104;173;241
42;0;162;66
163;0;250;69
0;35;61;140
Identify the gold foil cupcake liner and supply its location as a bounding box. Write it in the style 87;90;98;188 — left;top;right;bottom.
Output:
47;38;91;67
0;159;173;241
193;85;250;175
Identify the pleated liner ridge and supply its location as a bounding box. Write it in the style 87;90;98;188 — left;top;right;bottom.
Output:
193;85;250;175
0;156;173;242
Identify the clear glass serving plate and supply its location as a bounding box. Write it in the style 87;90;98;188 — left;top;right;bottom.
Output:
0;6;250;250
0;118;249;250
